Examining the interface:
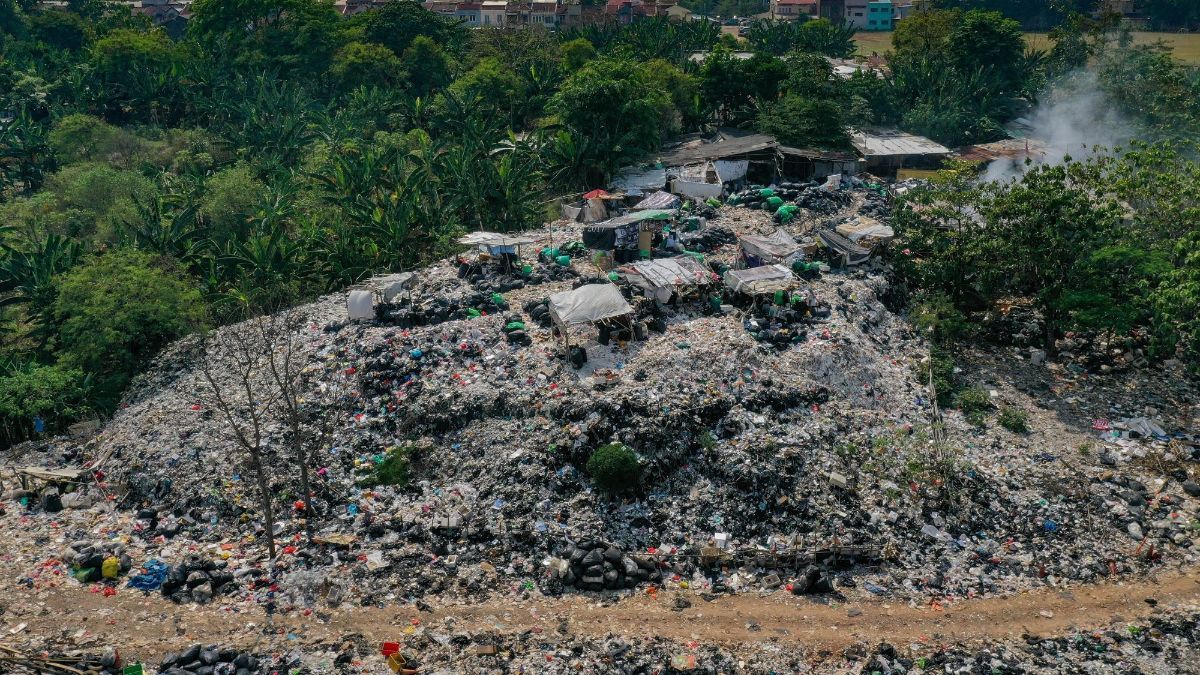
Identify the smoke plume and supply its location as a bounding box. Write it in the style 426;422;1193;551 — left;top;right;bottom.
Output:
982;70;1135;182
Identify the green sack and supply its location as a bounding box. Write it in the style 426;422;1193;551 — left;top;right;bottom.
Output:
467;308;482;318
504;321;526;332
555;255;571;266
706;198;722;208
491;292;504;305
764;196;784;209
758;188;775;197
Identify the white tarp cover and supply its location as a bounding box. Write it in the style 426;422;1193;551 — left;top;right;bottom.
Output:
458;232;538;248
672;178;723;199
623;255;715;291
835;216;895;246
739;229;801;263
548;283;632;327
634;191;681;210
347;290;374;320
596;209;673;228
713;160;749;183
724;264;795;294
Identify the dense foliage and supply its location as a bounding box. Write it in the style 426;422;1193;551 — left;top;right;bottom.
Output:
893;143;1200;368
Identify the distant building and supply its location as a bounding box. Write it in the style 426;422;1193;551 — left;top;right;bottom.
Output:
456;2;482;24
842;0;868;28
865;0;892;30
770;0;817;19
480;0;508;25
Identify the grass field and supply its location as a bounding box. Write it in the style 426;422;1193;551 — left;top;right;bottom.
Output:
853;31;1200;64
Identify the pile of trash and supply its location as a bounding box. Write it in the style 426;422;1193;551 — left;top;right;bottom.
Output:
1;189;1197;675
159;555;240;605
63;539;132;584
158;645;266;675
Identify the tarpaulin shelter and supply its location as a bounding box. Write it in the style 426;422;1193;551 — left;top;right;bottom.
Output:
818;229;871;266
458;232;538;256
459;231;539;273
562;198;609;223
723;264;796;295
633;191;681;210
620;255;716;302
547;283;635;360
548;283;633;327
582;209;672;255
835;216;894;248
738;229;802;267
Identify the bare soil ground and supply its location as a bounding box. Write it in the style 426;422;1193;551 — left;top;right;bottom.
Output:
6;559;1197;666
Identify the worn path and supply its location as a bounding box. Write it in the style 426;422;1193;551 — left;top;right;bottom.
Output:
4;563;1198;665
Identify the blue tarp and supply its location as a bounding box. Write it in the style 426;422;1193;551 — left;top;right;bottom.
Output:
126;559;168;591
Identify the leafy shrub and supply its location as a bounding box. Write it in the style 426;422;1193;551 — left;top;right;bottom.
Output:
909;291;973;345
998;407;1030;433
914;347;956;407
359;445;411;487
54;250;205;408
954;386;991;427
0;362;92;447
587;442;640;494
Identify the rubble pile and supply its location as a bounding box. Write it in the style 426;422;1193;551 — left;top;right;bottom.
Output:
458;257;578;293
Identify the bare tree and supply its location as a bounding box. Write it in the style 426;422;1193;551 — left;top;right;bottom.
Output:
198;320;282;560
255;310;337;544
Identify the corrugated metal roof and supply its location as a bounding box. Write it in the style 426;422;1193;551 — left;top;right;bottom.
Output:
850;129;950;158
657;130;778;166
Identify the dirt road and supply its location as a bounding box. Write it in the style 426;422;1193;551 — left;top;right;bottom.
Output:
5;565;1198;665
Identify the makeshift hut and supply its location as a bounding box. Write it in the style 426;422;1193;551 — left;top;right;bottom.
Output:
738;229;802;267
818;229;871;267
835;215;894;248
562;189;615;223
547;283;635;366
723;264;796;296
620;254;716;303
458;232;538;272
583;209;673;266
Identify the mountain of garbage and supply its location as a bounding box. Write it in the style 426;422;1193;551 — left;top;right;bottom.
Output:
3;176;1198;673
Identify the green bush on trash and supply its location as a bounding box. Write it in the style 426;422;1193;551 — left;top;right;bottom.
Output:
587;443;640;493
359;445;412;487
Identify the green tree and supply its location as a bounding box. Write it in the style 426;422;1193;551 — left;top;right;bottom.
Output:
560;37;597;71
89;28;186;122
330;41;406;93
757;93;847;148
53;249;204;405
551;57;672;179
188;0;340;78
200;163;266;243
0;362;91;447
587;442;640;494
400;35;451;98
29;9;91;50
348;0;465;57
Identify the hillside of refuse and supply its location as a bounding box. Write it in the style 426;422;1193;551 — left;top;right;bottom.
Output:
2;180;1199;674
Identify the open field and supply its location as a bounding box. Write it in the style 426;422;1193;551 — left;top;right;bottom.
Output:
854;30;1200;63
